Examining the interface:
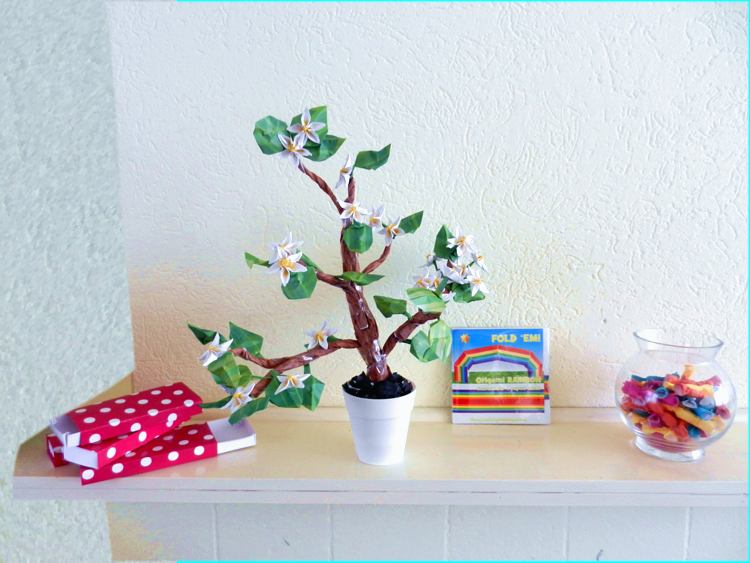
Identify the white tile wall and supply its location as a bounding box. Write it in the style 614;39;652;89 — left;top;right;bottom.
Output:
448;506;567;560
108;503;749;561
568;507;688;561
217;504;332;560
107;503;215;560
331;505;447;560
687;507;749;561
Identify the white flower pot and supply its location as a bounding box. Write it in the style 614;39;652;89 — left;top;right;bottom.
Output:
342;385;416;465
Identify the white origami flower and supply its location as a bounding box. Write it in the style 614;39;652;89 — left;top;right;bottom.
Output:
278;133;311;165
335;154;354;190
447;226;477;257
275;372;311;394
339;200;370;224
270;232;303;262
268;252;307;286
305;320;337;350
413;269;440;290
379;218;404;245
467;267;489;296
437;259;468;284
441;291;455;303
199;333;234;367
287;109;325;144
222;382;257;414
368;204;385;229
473;250;488;271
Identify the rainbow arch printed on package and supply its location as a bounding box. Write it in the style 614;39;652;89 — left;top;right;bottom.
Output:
453;344;543;383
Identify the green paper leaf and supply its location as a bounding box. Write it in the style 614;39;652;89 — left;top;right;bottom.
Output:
200;396;231;409
301;253;320;271
266;376;304;408
281;267;318;300
433;225;455;260
342;223;373;253
206;352;240;389
399;211;423;234
339;271;385;286
187;324;223;345
354;145;391;170
373;295;409;318
290;106;328;141
406;287;446;314
253;115;288;155
237;365;257;388
306;134;346;162
228;397;268;424
228;322;263;356
301;375;325;411
452;283;486;303
410;331;439;362
245;252;269;270
428;319;451;362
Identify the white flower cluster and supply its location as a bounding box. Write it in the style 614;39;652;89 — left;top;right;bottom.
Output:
414;227;489;301
338;196;404;246
267;233;307;287
278;108;325;166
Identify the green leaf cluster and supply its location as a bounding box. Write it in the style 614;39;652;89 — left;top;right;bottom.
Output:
281;267;318;300
252;106;345;162
406;287;446;314
409;320;451;363
354;145;391;170
373;295;409;318
342;223;373;253
264;371;325;411
339;271;384;286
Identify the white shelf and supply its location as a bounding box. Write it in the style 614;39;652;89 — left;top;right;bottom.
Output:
14;377;748;507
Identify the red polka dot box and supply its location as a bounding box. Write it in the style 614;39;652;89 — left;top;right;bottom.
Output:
79;418;256;486
49;382;202;448
62;409;193;469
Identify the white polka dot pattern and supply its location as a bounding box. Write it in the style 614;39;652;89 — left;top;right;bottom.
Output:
63;382;202;447
78;422;219;486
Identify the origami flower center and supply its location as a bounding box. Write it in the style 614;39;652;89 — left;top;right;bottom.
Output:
279;257;295;270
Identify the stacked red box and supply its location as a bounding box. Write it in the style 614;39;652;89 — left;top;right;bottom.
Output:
45;382;256;486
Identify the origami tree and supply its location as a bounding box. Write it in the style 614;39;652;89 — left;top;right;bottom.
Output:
190;106;489;422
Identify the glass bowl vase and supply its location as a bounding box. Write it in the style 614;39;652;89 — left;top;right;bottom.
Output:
615;329;736;462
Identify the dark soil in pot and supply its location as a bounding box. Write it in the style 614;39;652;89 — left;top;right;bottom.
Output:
342;372;414;399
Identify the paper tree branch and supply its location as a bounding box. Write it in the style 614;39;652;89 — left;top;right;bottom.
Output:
232;338;359;373
362;245;392;274
382;310;442;355
298;163;342;214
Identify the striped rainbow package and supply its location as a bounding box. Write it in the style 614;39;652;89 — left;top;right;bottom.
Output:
451;327;550;424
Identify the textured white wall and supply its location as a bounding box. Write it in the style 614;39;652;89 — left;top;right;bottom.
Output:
1;1;133;561
109;1;748;409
